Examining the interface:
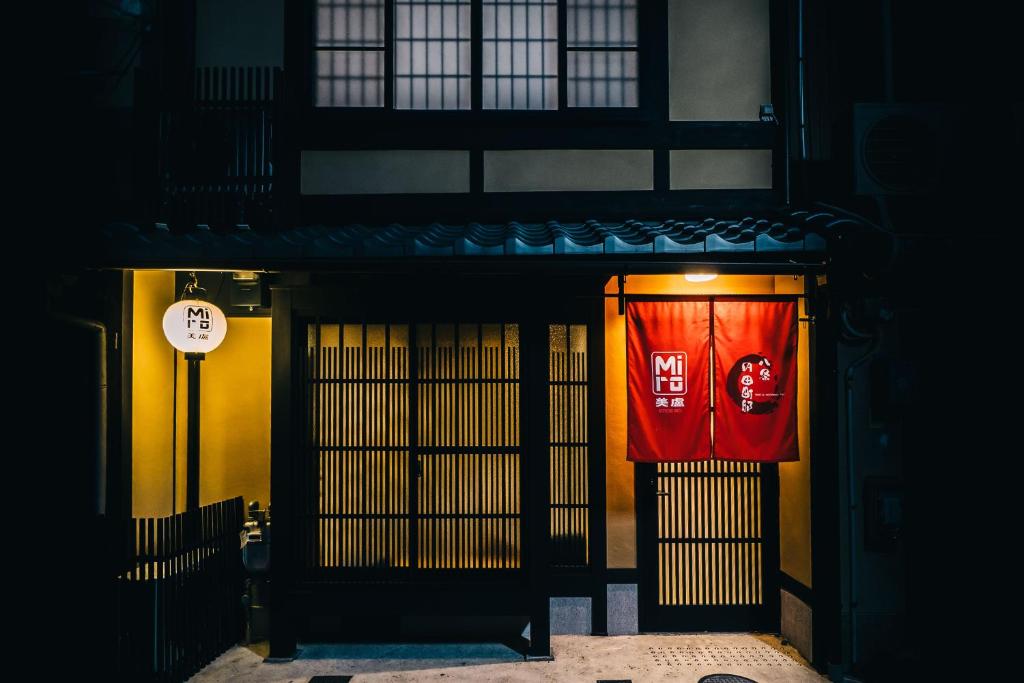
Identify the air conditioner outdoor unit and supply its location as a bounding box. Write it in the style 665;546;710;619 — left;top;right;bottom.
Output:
852;103;952;196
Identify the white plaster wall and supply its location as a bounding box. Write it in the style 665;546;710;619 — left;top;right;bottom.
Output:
484;150;653;192
301;150;471;195
669;0;771;121
670;149;773;189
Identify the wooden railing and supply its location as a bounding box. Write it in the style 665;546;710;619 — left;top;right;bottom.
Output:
113;497;245;682
142;67;281;233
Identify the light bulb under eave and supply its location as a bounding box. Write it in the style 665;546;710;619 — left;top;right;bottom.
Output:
684;273;718;283
162;299;228;354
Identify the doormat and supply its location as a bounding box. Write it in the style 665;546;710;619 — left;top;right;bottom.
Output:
649;645;799;670
698;675;759;683
309;677;353;682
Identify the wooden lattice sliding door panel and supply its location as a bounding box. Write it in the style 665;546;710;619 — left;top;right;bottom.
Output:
415;324;522;570
299;320;523;579
307;323;411;570
640;459;778;631
657;461;762;607
548;324;590;569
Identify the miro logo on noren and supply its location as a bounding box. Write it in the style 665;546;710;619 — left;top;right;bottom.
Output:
651;352;687;396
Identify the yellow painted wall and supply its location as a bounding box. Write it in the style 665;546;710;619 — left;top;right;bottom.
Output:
604;292;634;567
604;274;812;585
183;317;271;509
132;271;176;517
132;268;806;582
776;275;813;587
132;271;272;517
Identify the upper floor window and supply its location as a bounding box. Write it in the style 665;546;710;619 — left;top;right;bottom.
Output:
481;0;558;110
567;0;637;107
313;0;638;110
315;0;387;107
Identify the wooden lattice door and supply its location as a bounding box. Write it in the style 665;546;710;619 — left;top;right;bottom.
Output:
297;321;524;579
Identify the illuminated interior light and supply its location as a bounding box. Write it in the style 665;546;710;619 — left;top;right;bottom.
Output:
684;273;719;283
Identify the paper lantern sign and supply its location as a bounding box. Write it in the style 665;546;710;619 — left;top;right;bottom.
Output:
162;299;228;354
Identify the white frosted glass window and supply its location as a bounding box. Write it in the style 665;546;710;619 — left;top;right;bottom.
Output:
567;0;638;107
395;1;472;109
568;50;637;107
316;50;385;107
482;0;558;110
316;0;385;107
567;0;637;47
317;0;385;46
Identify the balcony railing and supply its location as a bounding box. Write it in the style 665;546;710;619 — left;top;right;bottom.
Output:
141;67;282;233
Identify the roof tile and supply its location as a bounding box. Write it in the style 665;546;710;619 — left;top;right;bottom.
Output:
97;209;852;264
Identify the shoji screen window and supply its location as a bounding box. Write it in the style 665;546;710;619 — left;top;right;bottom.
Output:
482;0;559;110
395;1;472;109
567;0;638;107
315;0;386;107
312;1;640;111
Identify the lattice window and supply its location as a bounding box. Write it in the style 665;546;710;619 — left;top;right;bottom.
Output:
394;0;472;109
481;0;558;110
315;0;386;107
548;324;590;568
312;0;640;110
567;0;638;107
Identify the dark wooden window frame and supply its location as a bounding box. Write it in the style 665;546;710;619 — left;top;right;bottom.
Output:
308;0;648;120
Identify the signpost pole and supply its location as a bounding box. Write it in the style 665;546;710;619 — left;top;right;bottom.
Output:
185;351;205;511
164;285;226;513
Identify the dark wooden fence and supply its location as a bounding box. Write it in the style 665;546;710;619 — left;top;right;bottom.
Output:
113;497;245;682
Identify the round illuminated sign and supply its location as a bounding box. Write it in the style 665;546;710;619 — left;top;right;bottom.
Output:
162;299;228;354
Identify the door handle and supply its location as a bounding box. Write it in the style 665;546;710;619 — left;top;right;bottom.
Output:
655;490;670;497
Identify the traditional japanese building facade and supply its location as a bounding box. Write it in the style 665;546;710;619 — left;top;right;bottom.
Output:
59;0;971;678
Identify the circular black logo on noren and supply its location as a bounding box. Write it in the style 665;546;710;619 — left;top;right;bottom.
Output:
726;353;782;415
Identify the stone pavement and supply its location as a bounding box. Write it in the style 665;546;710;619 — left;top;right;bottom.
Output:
191;633;827;682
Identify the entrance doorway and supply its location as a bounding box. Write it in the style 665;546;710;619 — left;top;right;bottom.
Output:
296;321;525;578
638;460;779;631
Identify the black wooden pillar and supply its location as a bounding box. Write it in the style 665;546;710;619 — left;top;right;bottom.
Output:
593;288;606;634
269;287;298;660
809;273;843;672
588;287;609;635
634;461;656;632
185;352;204;511
761;464;782;632
153;0;197;105
524;320;552;659
102;269;134;521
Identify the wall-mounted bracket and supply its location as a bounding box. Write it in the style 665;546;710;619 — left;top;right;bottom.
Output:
617;274;626;316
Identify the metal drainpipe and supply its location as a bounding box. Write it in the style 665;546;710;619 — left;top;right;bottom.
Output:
52;312;108;516
841;308;880;669
882;0;894;103
797;0;808;162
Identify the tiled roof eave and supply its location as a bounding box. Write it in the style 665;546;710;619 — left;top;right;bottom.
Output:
96;209;845;269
